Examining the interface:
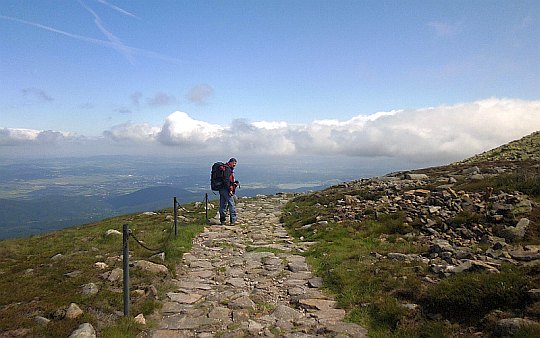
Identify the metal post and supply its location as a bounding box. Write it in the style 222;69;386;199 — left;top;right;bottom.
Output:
205;193;208;221
122;223;129;317
173;197;178;237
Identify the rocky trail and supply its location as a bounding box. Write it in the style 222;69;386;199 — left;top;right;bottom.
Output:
149;194;367;338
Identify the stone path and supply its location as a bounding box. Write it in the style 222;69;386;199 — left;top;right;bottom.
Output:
150;194;367;337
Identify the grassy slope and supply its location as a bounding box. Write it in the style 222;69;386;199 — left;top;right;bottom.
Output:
281;131;540;337
0;201;208;337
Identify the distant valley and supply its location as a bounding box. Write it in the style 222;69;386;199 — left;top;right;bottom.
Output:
0;155;399;239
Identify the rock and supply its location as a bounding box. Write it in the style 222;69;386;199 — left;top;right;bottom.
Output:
132;260;169;275
68;323;96;338
462;166;480;175
167;292;203;304
141;212;157;216
229;295;256;310
272;304;303;321
134;313;146;325
446;260;500;274
387;252;410;261
308;277;323;288
149;252;166;262
404;173;429;180
66;303;83;319
326;322;368;337
81;283;99;295
94;262;108;269
528;289;540;301
51;253;63;260
102;268;123;282
494;318;538;336
34;316;50;325
344;195;360;205
105;229;122;236
287;261;309;272
499;218;529;242
298;298;336;310
508;247;540;261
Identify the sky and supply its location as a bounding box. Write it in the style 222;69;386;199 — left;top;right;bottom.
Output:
1;0;540;165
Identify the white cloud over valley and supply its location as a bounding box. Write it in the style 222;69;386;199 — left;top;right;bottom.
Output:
2;98;540;162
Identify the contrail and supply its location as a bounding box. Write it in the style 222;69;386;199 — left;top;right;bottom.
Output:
0;15;180;63
96;0;139;19
78;0;134;63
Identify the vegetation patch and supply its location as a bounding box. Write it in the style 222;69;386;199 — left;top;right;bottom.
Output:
420;266;531;323
0;201;207;337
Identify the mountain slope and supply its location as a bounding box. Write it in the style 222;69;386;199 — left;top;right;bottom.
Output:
458;130;540;163
281;130;540;336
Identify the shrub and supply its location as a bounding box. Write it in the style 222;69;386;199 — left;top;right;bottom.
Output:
421;269;529;322
369;297;407;331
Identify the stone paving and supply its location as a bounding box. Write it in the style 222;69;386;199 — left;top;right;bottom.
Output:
150;193;367;337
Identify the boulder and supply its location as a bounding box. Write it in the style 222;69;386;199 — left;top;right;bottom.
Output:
66;303;83;319
68;323;96;338
404;173;429;180
132;260;169;275
498;218;529;242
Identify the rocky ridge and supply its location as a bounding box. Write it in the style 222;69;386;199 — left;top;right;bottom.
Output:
322;163;539;276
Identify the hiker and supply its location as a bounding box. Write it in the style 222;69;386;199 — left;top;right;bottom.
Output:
217;158;239;225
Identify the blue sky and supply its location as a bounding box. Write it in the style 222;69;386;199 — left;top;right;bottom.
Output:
1;0;540;163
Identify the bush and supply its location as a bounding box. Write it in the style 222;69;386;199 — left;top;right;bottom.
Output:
369;297;406;331
421;269;529;322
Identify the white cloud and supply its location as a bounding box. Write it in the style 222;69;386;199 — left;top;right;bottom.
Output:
3;98;540;163
103;122;160;142
157;111;224;146
0;128;67;145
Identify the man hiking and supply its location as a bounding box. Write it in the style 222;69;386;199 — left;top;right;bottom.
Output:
211;158;239;225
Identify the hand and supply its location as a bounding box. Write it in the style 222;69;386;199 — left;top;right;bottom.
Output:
229;191;234;196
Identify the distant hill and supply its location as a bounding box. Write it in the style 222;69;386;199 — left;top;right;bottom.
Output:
0;184;329;240
0;187;199;240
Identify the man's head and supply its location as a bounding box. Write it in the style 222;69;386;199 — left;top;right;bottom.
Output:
228;158;237;167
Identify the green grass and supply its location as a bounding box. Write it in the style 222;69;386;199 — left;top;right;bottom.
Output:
0;202;206;337
420;266;531;323
281;168;540;337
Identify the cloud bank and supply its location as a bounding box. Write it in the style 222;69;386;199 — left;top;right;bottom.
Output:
2;98;540;162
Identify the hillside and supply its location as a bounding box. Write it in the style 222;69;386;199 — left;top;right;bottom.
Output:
281;131;540;336
457;130;540;163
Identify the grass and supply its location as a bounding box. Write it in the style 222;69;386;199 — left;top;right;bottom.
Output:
0;201;206;337
280;160;540;337
420;265;531;323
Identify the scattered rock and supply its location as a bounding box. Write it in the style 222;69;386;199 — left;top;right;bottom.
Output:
66;303;83;319
132;260;168;275
105;229;122;236
81;282;99;295
68;323;96;338
134;313;146;325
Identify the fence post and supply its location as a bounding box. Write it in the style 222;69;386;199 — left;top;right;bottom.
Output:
173;196;178;237
205;193;208;222
122;223;129;317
